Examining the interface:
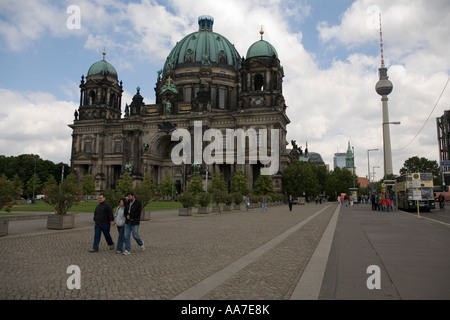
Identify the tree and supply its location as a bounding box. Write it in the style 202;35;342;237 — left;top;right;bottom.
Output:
25;173;42;199
0;175;22;212
186;172;204;196
81;174;95;200
282;160;319;198
324;167;358;201
210;171;227;205
230;171;249;196
42;174;83;215
135;172;156;208
159;172;174;199
400;156;440;184
254;174;275;196
116;172;133;197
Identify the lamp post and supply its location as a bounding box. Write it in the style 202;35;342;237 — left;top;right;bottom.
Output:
367;148;379;194
382;121;401;178
372;166;380;189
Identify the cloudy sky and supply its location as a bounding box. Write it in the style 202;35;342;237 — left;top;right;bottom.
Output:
0;0;449;180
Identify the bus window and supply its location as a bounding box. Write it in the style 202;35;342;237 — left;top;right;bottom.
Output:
421;188;433;199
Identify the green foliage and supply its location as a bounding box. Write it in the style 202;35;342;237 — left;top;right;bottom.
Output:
210;171;228;205
324;167;358;201
177;192;196;208
254;174;274;195
25;173;42;198
0;154;70;193
81;174;95;197
230;171;249;196
283;160;320;198
197;192;211;207
42;174;83;215
135;172;157;207
102;189;120;206
159;172;175;198
0;175;22;212
400;156;441;184
231;192;243;205
116;172;133;197
186;172;204;196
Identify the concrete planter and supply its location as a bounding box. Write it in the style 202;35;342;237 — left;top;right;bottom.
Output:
233;204;241;210
141;210;151;221
212;205;222;212
223;205;232;211
47;214;75;230
179;208;192;216
197;207;209;214
0;218;8;237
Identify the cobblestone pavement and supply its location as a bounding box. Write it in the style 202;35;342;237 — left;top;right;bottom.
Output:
0;203;336;300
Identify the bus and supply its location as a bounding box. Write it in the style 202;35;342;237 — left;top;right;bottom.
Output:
396;173;436;212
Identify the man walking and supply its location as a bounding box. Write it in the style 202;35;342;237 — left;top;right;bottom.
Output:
90;194;115;252
123;191;145;255
262;195;268;212
288;195;293;212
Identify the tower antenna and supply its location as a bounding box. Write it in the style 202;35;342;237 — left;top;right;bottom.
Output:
379;13;385;67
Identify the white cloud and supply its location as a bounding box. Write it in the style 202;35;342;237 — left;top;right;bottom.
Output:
0;0;449;179
0;89;75;163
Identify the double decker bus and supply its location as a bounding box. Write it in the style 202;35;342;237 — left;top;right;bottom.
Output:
396;173;436;212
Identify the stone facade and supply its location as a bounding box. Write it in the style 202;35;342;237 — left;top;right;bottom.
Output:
69;17;292;193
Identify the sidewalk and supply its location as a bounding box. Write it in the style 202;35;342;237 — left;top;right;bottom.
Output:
319;204;450;299
1;202;449;301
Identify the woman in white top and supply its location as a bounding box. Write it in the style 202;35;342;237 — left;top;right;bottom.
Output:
114;198;127;254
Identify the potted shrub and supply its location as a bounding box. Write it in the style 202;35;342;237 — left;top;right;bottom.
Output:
211;190;227;212
134;172;156;221
231;192;243;210
197;192;211;214
223;193;233;211
43;174;83;230
177;192;196;216
0;175;22;236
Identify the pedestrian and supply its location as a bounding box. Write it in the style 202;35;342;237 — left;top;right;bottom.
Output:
123;191;145;255
114;198;127;254
262;195;268;212
370;194;376;210
386;196;392;212
90;194;115;253
438;194;444;210
245;195;250;211
288;195;293;212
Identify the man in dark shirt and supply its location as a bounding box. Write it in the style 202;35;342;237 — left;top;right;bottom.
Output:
90;194;115;252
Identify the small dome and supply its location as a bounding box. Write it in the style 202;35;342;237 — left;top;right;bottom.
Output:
246;39;278;59
87;52;118;79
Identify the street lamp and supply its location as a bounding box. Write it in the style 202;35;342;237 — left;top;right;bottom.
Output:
382;121;401;178
372;166;380;185
367;148;379;194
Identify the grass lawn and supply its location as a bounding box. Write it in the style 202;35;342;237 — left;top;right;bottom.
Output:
2;199;182;215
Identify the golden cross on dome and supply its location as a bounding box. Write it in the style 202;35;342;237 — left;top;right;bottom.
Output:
166;76;173;86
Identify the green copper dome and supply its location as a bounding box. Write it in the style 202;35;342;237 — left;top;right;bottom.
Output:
163;16;241;72
246;39;278;59
87;52;118;79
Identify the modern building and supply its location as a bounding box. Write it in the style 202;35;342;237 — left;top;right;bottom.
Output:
69;16;293;193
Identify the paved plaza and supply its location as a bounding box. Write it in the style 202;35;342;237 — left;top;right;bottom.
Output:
1;202;450;303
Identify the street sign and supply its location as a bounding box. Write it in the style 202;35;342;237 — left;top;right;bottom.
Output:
413;190;422;200
441;161;450;167
412;173;421;188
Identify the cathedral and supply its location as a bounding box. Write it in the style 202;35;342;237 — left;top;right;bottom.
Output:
69;16;293;193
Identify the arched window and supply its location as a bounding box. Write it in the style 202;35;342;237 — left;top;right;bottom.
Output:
254;74;264;91
89;91;96;105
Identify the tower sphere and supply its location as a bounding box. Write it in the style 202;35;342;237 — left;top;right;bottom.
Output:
376;78;393;96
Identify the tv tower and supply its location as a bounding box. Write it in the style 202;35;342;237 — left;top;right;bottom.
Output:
375;13;394;177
